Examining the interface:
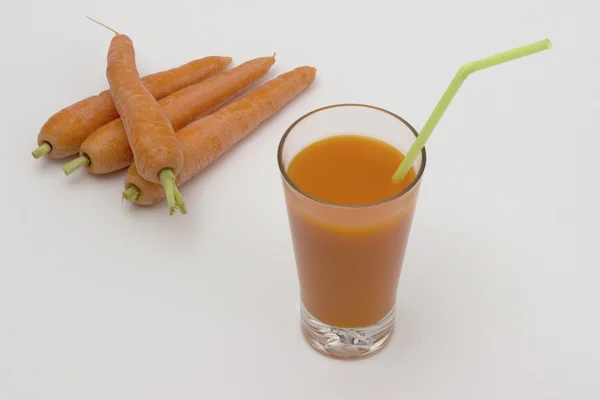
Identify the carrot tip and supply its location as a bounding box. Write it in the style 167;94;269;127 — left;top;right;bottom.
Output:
159;168;187;215
85;14;119;35
122;185;140;202
32;142;51;159
62;155;90;176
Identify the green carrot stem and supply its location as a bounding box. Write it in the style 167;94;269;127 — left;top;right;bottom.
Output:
122;185;140;202
32;142;51;159
173;186;188;215
159;168;187;215
62;156;90;176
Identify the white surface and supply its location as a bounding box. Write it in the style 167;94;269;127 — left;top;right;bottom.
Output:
0;0;597;399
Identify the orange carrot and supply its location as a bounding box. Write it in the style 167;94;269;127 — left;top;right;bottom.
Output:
32;56;231;159
62;55;275;176
98;21;187;215
122;66;317;206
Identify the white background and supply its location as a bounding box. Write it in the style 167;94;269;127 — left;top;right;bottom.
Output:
0;0;597;399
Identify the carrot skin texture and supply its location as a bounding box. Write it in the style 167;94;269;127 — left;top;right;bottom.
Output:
124;66;317;205
107;35;184;183
79;56;275;175
36;56;231;159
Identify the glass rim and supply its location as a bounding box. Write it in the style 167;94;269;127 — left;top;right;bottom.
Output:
277;103;427;209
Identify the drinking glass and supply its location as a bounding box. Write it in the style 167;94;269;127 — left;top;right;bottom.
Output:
278;104;427;359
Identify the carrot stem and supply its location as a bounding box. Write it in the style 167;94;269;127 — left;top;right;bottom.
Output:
159;169;187;215
62;156;90;176
173;188;188;215
32;142;51;159
122;185;140;202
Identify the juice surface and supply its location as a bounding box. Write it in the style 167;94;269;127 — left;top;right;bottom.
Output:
284;135;419;327
287;135;415;205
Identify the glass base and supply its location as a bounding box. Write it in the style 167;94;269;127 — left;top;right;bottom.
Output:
300;304;395;359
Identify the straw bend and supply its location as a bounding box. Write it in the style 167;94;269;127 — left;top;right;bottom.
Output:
457;63;476;80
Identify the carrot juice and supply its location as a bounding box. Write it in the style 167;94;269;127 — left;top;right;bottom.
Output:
278;104;426;358
285;134;417;327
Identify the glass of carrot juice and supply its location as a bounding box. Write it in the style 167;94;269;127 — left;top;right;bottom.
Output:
277;104;426;359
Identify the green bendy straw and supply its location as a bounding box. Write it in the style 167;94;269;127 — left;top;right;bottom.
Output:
392;38;552;183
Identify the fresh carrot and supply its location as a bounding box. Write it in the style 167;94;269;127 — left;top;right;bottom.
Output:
32;56;231;159
122;66;317;206
94;20;187;215
63;55;276;176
